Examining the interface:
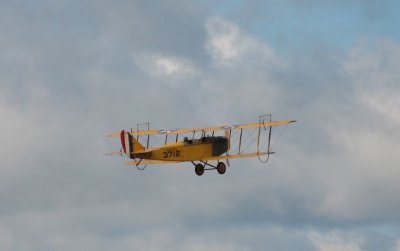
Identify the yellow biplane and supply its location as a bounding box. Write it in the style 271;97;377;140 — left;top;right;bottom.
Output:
107;115;295;176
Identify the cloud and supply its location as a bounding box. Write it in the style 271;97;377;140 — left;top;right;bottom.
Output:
308;231;363;251
308;39;400;223
394;240;400;251
1;1;400;251
205;16;286;69
135;53;199;81
343;39;400;125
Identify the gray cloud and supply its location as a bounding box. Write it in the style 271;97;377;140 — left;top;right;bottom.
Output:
1;1;400;251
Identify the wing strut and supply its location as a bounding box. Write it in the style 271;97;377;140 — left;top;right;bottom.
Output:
135;122;150;149
257;115;274;163
238;128;243;153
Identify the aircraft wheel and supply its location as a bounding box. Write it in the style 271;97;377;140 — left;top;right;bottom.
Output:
217;162;226;175
195;164;205;176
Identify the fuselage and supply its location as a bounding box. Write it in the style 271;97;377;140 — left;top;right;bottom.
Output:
133;136;228;161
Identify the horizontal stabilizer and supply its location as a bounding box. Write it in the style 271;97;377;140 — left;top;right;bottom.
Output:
104;151;123;156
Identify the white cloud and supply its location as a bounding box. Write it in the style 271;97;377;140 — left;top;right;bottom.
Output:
343;39;400;125
0;226;15;251
393;240;400;251
154;57;187;76
205;17;242;64
205;16;285;69
135;53;199;81
308;39;400;222
308;231;363;251
197;16;289;122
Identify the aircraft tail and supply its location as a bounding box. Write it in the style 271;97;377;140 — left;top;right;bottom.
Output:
120;130;145;159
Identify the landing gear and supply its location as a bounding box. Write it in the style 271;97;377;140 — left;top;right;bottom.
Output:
216;162;226;175
192;161;227;176
195;163;205;176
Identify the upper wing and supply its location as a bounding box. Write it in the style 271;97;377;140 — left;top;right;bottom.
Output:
107;129;159;137
107;126;225;137
169;120;296;134
234;120;296;130
170;126;227;135
108;119;296;137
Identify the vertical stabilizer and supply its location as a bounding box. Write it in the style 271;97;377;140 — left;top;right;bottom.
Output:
120;130;145;159
131;133;145;152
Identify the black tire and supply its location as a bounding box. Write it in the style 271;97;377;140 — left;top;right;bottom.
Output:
217;162;226;175
195;164;205;176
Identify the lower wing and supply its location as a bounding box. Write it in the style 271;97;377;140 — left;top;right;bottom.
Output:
199;152;272;162
126;152;272;165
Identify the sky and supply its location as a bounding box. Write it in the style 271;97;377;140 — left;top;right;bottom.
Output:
1;0;400;250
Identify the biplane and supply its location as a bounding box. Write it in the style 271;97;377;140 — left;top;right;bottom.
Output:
107;115;295;176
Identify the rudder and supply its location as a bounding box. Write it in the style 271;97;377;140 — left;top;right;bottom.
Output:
120;130;145;159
